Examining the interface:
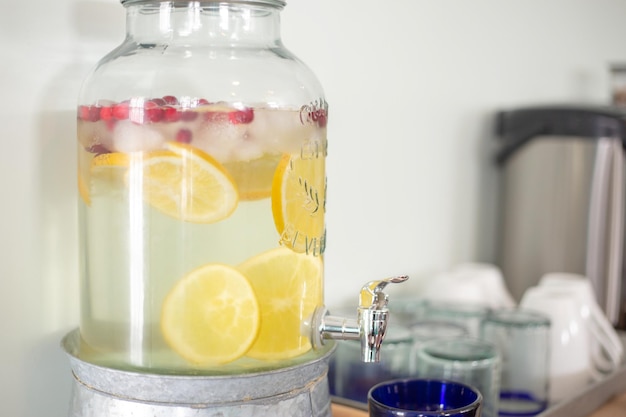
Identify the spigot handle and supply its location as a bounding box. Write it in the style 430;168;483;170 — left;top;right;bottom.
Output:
309;275;409;363
359;275;409;309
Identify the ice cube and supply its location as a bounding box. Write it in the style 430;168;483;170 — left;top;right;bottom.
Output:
251;108;316;154
112;121;167;153
78;120;116;153
193;118;264;163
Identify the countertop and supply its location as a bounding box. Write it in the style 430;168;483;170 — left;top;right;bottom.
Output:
331;391;626;417
332;403;367;417
588;392;626;417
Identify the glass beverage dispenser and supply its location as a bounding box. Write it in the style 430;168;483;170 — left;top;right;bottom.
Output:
64;0;407;415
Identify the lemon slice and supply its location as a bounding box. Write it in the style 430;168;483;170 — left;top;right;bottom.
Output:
271;153;326;255
161;263;260;365
223;153;282;201
77;147;95;206
77;169;91;206
91;152;132;180
238;247;323;360
87;151;132;199
142;142;238;223
79;149;130;205
86;146;238;223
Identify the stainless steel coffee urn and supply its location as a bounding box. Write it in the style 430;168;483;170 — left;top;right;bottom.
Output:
496;105;626;328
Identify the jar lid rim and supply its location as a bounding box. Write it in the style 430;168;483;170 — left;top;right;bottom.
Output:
121;0;286;7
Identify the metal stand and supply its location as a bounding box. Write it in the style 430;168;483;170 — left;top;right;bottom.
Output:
62;330;334;417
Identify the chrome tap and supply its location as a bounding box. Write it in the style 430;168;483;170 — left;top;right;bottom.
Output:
309;275;409;363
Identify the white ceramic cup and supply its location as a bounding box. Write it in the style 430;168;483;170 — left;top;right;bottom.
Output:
538;273;623;371
452;263;517;308
422;263;516;309
520;284;620;403
520;287;593;402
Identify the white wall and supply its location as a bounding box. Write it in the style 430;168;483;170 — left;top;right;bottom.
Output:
2;0;626;415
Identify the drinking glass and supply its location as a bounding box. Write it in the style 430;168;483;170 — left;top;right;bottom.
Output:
368;378;482;417
415;337;501;417
481;308;550;416
387;298;430;326
407;320;469;375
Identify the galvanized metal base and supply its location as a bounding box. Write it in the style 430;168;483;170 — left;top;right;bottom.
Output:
62;329;334;417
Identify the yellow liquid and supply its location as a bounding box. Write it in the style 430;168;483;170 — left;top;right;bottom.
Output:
77;103;327;374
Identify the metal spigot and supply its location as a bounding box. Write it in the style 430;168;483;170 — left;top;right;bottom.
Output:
309;275;409;363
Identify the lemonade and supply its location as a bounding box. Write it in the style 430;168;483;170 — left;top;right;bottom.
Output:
77;97;327;374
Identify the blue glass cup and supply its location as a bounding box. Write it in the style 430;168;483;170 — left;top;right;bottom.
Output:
368;378;483;417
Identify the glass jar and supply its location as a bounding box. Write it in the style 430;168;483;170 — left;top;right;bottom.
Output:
76;0;328;374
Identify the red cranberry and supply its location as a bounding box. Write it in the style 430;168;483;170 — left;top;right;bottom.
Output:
86;144;111;155
78;105;101;121
87;105;101;122
228;108;254;124
78;105;91;121
204;111;229;122
310;109;328;127
196;98;210;106
163;106;180;122
100;106;113;121
175;128;192;143
151;97;166;106
316;111;328;128
112;101;130;120
162;95;178;105
179;110;199;121
144;101;164;123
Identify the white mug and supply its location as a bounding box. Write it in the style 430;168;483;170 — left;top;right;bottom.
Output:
519;285;614;403
538;273;623;371
422;263;516;309
452;263;517;308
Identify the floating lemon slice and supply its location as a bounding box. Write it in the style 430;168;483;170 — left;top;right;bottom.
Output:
271;153;326;255
88;145;238;224
88;151;132;199
77;169;91;206
223;153;282;201
91;151;132;178
77;147;95;206
161;263;260;365
238;247;323;360
143;142;238;223
79;149;130;205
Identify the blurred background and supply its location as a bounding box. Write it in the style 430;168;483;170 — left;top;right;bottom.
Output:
3;0;626;415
